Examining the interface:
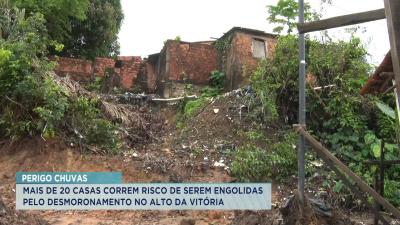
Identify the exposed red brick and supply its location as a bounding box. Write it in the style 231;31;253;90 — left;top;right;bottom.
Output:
94;57;115;77
54;56;143;89
164;40;217;84
53;57;93;81
118;56;143;89
221;31;277;90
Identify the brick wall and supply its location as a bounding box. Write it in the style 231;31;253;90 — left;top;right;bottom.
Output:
165;40;217;84
53;57;93;81
54;56;143;89
94;57;115;77
222;31;277;90
53;29;277;95
118;56;142;89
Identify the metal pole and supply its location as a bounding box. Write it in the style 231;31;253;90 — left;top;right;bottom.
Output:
298;0;306;204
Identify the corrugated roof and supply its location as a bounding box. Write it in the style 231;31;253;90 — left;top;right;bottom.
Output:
360;51;394;95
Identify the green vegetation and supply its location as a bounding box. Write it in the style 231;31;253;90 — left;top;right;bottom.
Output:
0;8;66;139
12;0;123;59
181;97;208;119
174;36;182;42
200;70;225;97
0;3;121;153
85;77;104;92
250;33;400;204
214;37;231;52
267;0;318;34
68;97;120;153
231;132;297;182
241;0;398;205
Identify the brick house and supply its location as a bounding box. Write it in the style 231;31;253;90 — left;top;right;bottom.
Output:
141;40;218;97
217;27;277;90
54;27;277;96
141;27;277;97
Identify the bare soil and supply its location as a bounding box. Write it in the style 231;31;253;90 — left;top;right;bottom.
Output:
0;92;387;225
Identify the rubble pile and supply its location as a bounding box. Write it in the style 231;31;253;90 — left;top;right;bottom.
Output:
52;73;164;146
171;87;283;172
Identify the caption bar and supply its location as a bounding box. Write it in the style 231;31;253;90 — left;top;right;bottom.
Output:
16;172;271;210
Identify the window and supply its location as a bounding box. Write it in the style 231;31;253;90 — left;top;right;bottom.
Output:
252;39;266;59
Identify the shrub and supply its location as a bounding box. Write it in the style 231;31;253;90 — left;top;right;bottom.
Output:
0;11;69;139
85;77;104;92
210;70;225;89
250;33;400;205
68;97;120;154
0;4;122;155
231;132;297;182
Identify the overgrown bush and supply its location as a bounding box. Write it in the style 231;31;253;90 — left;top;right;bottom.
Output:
0;7;121;154
231;132;297;182
0;10;68;139
85;77;104;92
67;97;120;154
199;70;225;97
250;34;400;205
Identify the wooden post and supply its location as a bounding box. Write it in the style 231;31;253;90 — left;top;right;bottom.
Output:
294;127;400;218
298;9;385;34
384;0;400;127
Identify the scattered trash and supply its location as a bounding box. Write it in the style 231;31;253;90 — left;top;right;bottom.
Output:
213;159;226;168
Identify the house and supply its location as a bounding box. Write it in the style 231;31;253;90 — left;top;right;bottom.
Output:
141;40;218;97
216;27;277;90
140;27;278;97
54;27;278;97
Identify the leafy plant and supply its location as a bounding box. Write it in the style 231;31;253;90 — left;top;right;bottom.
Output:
174;35;181;42
231;132;297;182
251;9;400;204
13;0;123;59
198;71;226;97
68;97;120;154
0;6;121;154
85;77;104;92
0;10;69;139
267;0;317;34
210;70;225;89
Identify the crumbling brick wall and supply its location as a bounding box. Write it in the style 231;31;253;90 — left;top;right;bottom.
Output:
94;57;115;77
118;56;142;89
53;57;93;81
155;40;217;97
54;56;143;90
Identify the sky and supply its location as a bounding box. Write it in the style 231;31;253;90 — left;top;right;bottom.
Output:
118;0;389;65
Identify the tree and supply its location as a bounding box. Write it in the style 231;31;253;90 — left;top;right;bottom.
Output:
62;0;124;59
11;0;123;59
267;0;317;34
12;0;89;46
